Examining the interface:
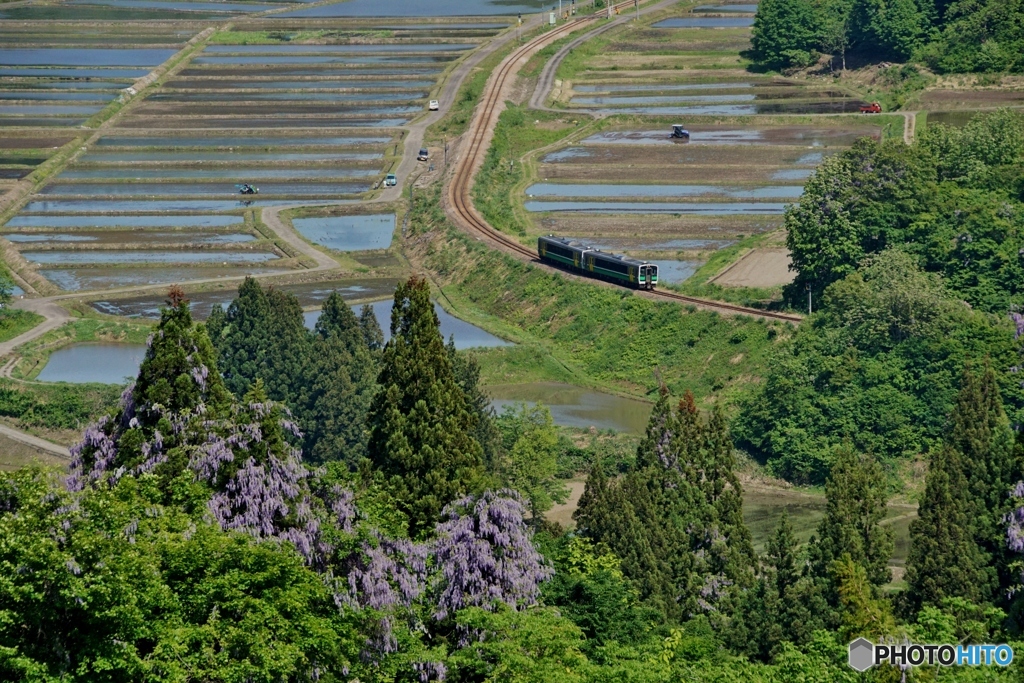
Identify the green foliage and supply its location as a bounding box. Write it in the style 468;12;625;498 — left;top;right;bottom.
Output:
850;0;925;60
833;554;896;642
367;277;487;536
735;250;1023;482
0;309;42;344
575;392;754;622
0;469;353;682
920;0;1024;73
209;280;381;467
808;447;894;591
750;0;819;70
495;403;569;524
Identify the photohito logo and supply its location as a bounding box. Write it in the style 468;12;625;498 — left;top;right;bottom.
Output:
848;638;1014;671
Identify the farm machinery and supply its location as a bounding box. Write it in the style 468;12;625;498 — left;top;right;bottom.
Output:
236;183;259;195
671;124;690;141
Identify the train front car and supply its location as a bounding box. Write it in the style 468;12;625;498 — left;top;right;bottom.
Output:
538;235;657;290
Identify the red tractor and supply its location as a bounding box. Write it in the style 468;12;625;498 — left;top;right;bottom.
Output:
860;102;882;114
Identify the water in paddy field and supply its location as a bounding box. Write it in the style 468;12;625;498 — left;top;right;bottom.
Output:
204;44;475;54
167;80;435;91
292;214;395;252
525;200;789;214
82;151;383;162
580;128;870;147
574;94;760;105
23;250;279;265
151;91;427;103
486;382;653;434
0;68;151;79
41;265;285;291
22;198;318;212
94;135;392;147
0;91;117;101
771;168;813;181
585;237;734;251
0;49;176;67
66;0;283;11
0;80;130;90
4;231;255;245
593;102;865;115
40;182;368;196
648;259;701;284
5;215;243;229
192;55;455;65
0;117;88;126
279;0;551;17
694;3;758;11
653;16;754;27
181;67;443;78
91;278;402;319
304;300;511;350
36;343;147;384
575;83;759;93
61;168;379;181
0;104;104;115
121;117;410;129
526;183;804;200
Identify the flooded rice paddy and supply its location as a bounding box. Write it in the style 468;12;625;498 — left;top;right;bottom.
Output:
292;214;396;251
1;23;484;294
653;17;754;27
486;382;653;433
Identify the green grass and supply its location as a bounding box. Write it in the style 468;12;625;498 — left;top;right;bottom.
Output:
0;309;43;344
420;222;792;407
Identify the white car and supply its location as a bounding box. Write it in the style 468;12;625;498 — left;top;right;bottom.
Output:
429;99;439;111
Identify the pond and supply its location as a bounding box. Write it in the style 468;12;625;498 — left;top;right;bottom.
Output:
292;214;395;251
36;343;146;384
486;382;653;434
303;299;511;350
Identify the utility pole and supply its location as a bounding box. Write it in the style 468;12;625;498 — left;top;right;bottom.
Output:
558;0;561;20
443;136;447;168
635;0;638;21
806;283;812;315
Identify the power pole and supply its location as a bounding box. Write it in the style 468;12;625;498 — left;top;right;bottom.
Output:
635;0;638;21
806;283;812;315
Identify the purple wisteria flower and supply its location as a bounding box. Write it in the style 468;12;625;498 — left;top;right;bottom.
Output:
432;489;552;621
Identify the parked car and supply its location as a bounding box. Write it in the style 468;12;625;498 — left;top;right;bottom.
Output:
417;148;429;161
429;99;439;111
384;173;397;186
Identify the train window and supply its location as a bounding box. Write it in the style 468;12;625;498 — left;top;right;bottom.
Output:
595;257;629;274
543;243;574;259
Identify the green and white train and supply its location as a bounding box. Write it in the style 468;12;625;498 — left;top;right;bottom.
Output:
537;235;658;290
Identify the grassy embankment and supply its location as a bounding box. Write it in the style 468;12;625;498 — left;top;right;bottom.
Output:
0;310;43;344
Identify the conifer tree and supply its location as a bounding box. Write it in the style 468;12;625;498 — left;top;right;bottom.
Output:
808;447;893;600
906;446;989;608
366;277;486;536
359;303;385;352
448;339;500;468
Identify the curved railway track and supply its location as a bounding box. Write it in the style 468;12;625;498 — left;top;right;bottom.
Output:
445;4;803;325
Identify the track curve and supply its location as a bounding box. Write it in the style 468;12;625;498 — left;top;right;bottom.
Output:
444;3;803;325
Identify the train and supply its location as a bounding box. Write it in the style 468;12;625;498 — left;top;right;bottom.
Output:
537;235;658;290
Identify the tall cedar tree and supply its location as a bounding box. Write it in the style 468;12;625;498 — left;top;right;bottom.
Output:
206;277;309;403
447;338;501;468
808;447;893;616
298;292;379;466
575;389;754;621
729;512;827;661
906;445;988;608
366;277;486;536
906;363;1015;606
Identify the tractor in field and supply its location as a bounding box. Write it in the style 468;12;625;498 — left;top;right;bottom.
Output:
671;124;690;141
860;102;882;114
237;183;259;195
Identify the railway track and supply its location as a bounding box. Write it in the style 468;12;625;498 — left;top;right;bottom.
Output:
444;3;804;325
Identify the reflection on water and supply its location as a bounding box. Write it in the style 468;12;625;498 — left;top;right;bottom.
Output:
36;343;146;384
486;382;652;434
6;215;242;229
303;299;511;350
293;214;395;251
654;16;754;27
527;183;803;200
526;200;788;214
649;259;700;284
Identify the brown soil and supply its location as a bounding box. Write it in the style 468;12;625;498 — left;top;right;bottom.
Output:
712;247;794;288
917;89;1024;109
544;478;585;529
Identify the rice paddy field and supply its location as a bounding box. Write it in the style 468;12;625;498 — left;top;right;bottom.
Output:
525;0;893;289
0;17;508;295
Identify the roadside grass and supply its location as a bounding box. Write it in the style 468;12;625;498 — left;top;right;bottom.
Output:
0;309;43;344
0;432;67;471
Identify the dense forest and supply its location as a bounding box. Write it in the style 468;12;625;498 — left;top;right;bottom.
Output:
750;0;1024;71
